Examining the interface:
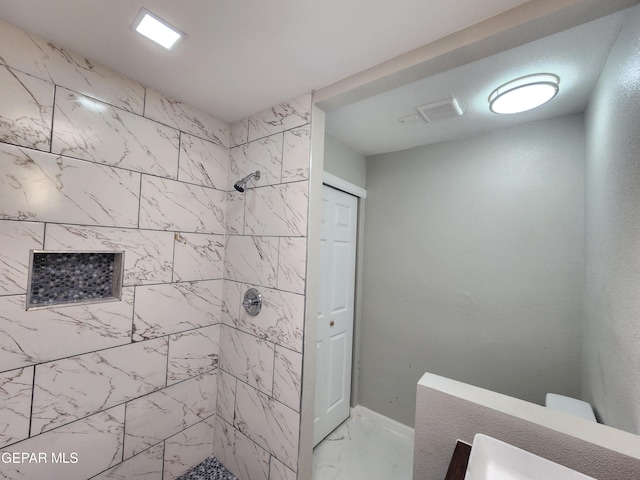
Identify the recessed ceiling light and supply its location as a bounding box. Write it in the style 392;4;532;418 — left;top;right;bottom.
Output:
488;73;560;114
132;8;184;50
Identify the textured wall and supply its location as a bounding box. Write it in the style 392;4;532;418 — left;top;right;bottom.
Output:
0;19;226;479
214;97;311;480
582;4;640;434
361;115;585;427
414;372;640;480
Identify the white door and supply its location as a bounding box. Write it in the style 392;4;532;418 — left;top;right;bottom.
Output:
313;185;358;446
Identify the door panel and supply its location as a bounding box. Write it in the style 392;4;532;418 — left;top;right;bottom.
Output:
313;185;358;446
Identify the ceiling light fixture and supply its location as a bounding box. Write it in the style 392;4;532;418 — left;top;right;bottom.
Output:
132;8;184;50
488;73;560;114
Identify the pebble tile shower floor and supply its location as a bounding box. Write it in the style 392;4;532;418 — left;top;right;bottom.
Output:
176;457;237;480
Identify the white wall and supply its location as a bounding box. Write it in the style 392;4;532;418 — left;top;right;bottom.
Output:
361;115;585;427
582;5;640;434
323;133;366;189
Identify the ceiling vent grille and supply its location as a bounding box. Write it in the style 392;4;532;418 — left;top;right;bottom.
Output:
416;98;463;122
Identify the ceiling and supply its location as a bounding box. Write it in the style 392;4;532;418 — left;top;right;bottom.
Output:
325;8;627;156
0;0;530;123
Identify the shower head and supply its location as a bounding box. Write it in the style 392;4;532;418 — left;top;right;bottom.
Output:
234;171;261;192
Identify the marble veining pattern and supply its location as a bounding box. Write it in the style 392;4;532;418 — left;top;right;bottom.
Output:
45;224;174;286
133;280;222;341
247;93;312;142
144;88;229;147
230;134;283;188
273;346;302;412
0;19;145;114
173;233;224;282
221;280;243;328
238;285;304;353
270;457;297;480
90;443;164;480
214;417;270;480
234;382;299;471
0;288;134;373
245;182;309;237
282;125;311;182
31;338;168;434
179;133;228;190
216;371;237;426
230;119;248;147
0;220;43;295
52;88;180;178
0;143;140;227
220;326;274;395
0;366;33;448
167;325;219;385
277;237;307;294
124;371;216;458
164;417;215;480
224;235;278;288
0;64;53;151
139;175;226;234
313;414;414;480
0;405;125;480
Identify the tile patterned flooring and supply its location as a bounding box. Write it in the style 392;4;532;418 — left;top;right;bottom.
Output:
313;414;414;480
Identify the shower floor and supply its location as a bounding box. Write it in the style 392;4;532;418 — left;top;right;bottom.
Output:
177;457;237;480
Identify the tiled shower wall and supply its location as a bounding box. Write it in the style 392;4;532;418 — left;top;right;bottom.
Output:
0;19;227;480
215;97;311;480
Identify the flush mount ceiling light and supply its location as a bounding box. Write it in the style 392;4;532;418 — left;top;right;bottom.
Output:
488;73;560;114
132;8;184;50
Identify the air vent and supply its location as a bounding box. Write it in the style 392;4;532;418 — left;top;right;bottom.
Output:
416;98;463;122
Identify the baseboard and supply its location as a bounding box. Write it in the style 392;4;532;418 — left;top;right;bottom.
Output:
350;405;415;441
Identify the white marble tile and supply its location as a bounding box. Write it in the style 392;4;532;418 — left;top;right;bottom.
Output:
248;93;312;141
179;133;228;189
273;346;302;412
225;235;278;287
0;288;134;372
234;382;299;471
213;417;270;480
167;325;219;385
277;237;307;294
270;456;296;480
0;405;125;480
45;224;174;286
282;125;311;182
90;443;164;480
144;88;229;147
0;65;53;151
238;285;304;353
0;144;140;227
51;88;180;178
31;338;168;434
163;417;215;480
230;119;248;147
230;134;283;188
173;233;224;282
0;19;144;114
133;280;222;341
124;370;216;458
0;221;43;295
139;175;226;234
313;415;414;480
220;326;274;395
245;182;309;237
226;191;245;234
217;370;237;425
0;366;33;448
222;280;243;328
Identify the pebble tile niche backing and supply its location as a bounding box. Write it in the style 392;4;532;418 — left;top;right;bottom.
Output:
27;251;123;308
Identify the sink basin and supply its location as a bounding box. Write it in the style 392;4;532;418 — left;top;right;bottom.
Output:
464;434;596;480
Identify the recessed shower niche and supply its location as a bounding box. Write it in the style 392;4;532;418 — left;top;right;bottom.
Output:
26;250;124;310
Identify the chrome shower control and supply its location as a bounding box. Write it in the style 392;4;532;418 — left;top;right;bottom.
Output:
242;288;262;316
